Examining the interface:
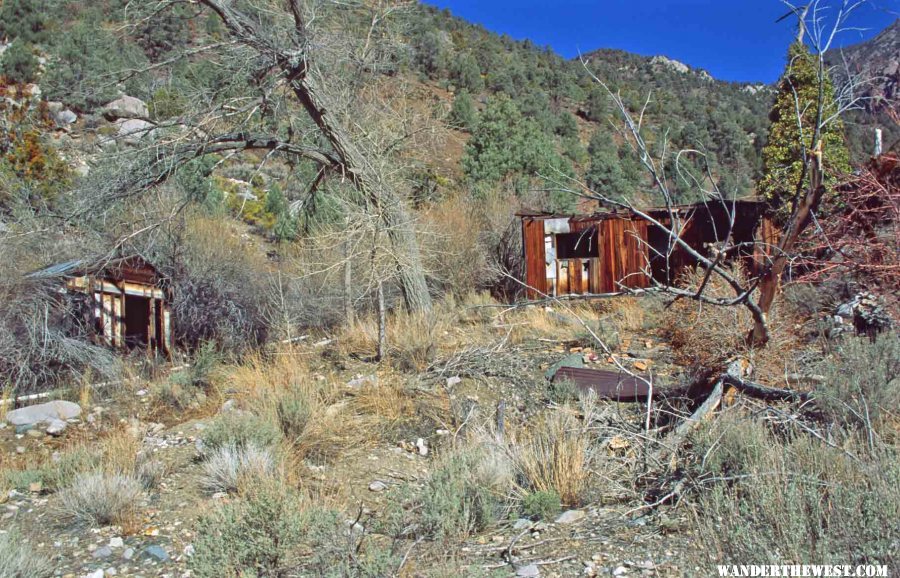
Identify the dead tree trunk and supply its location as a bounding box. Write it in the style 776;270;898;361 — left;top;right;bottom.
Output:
751;148;824;344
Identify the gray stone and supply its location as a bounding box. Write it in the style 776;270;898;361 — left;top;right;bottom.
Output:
102;96;149;120
554;509;587;525
115;118;156;145
5;400;81;426
83;570;105;578
93;546;113;559
446;375;462;387
142;544;169;562
121;547;135;560
512;518;533;530
109;537;124;549
368;481;387;492
55;109;77;126
45;418;67;436
516;563;540;577
544;353;584;379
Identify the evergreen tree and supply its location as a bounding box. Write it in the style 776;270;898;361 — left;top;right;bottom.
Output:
451;52;483;93
0;39;39;84
0;0;48;45
758;43;850;222
462;95;573;211
448;90;478;130
586;130;634;196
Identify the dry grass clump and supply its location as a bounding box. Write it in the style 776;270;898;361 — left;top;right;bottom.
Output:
508;408;591;505
339;306;457;371
214;351;374;464
660;268;802;381
0;530;54;578
201;444;276;494
55;472;144;527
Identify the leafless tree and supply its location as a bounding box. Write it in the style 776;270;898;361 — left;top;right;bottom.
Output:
89;0;433;313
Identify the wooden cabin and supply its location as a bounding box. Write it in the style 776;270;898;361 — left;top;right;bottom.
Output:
28;256;174;355
520;201;768;299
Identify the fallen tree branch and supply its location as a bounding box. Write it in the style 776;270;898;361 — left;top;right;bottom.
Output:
722;375;811;402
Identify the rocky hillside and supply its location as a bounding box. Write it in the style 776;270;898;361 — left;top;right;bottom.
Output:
828;18;900;159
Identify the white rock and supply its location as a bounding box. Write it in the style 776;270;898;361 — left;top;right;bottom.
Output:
5;400;81;426
102;96;149;120
115;118;156;145
516;564;540;577
613;566;628;576
82;570;105;578
368;481;387;492
446;376;462;387
554;509;587;525
415;438;428;456
55;109;77;126
109;537;124;549
45;418;67;436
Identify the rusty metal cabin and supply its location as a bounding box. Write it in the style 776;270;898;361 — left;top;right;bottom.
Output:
28;256;174;355
519;201;767;299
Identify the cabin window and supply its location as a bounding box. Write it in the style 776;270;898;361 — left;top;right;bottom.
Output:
555;230;598;259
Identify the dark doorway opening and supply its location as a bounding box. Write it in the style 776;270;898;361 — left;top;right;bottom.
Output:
124;294;150;347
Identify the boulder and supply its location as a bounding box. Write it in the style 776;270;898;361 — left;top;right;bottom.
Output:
116;118;156;145
54;109;77;126
45;418;68;436
5;400;81;427
554;509;587;525
102;96;149;120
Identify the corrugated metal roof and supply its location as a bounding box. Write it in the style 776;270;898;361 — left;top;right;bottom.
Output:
552;366;662;401
25;259;87;279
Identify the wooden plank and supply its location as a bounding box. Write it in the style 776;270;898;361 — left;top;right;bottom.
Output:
522;218;548;298
569;259;581;295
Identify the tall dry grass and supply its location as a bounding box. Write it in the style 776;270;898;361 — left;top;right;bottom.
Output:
508;407;591;505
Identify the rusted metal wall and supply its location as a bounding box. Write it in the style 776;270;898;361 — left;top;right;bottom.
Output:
522;214;651;298
522;217;547;299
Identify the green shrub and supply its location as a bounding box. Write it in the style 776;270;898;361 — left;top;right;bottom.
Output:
190;482;304;577
817;333;900;436
2;468;44;492
191;482;395;578
157;341;220;409
691;414;900;566
0;530;54;578
200;411;283;454
420;449;507;540
548;377;579;404
523;489;561;521
276;386;313;443
0;39;39;84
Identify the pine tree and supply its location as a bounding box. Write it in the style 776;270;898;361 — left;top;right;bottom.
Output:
758;43;850;223
448;90;478;130
0;0;48;45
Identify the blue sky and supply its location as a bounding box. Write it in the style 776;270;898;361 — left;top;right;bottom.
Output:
423;0;899;83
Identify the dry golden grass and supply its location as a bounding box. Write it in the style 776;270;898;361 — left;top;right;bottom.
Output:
337;299;476;369
660;268;805;383
508;407;590;505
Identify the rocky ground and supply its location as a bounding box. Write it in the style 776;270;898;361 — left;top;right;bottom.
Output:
1;305;703;577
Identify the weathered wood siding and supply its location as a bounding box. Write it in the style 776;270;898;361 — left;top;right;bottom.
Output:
522;217;547;298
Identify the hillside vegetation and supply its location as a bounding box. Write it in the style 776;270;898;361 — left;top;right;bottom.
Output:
0;1;897;577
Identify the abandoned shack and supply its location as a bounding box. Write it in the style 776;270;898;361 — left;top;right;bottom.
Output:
27;255;173;355
519;201;768;299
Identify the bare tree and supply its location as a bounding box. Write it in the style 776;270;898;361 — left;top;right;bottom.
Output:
561;0;873;345
97;0;432;312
